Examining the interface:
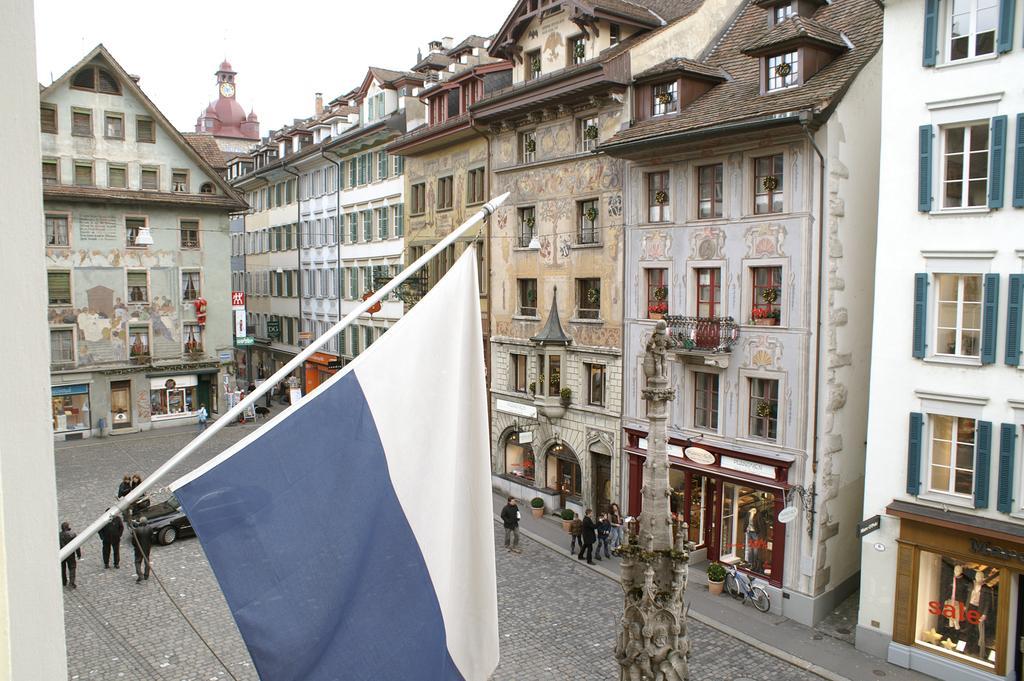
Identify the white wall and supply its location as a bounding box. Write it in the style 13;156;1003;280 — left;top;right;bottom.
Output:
0;0;69;676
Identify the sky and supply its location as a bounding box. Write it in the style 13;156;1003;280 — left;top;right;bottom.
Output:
34;0;510;135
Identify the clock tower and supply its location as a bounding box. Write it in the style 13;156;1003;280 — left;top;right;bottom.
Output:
195;59;259;149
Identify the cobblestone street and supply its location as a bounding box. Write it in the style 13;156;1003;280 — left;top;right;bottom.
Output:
57;422;820;680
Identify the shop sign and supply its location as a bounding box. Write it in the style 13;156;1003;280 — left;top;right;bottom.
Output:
218;351;232;362
857;514;881;538
165;379;177;389
496;399;537;419
684;447;716;465
777;506;799;524
327;360;345;370
518;430;534;444
636;438;685;458
234;310;247;339
267;318;281;339
236;336;255;346
51;384;89;396
231;291;246;309
720;456;776;480
970;538;1024;565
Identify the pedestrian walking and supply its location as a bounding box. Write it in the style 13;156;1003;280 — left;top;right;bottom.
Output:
577;509;596;565
609;503;623;549
265;386;273;409
595;512;611;560
116;474;132;499
99;513;124;569
569;514;583;553
196;403;209;431
59;521;82;588
500;497;521;553
131;518;152;583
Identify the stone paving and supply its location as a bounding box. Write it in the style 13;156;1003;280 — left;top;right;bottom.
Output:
57;420;821;680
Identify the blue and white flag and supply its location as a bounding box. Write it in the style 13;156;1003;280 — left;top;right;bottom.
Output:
172;248;498;681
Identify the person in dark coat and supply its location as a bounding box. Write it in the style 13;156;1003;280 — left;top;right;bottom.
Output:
577;509;596;565
59;521;82;588
500;497;521;553
131;518;152;583
99;514;124;568
595;512;611;560
117;474;132;499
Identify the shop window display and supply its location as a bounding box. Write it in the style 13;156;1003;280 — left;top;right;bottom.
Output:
51;387;90;433
504;437;535;481
720;484;775;577
150;383;197;417
915;552;999;668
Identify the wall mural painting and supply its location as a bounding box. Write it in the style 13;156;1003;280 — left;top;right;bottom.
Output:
744;223;787;258
745;336;783;370
692;227;725;261
136;389;151;420
607;194;623;217
570;323;621;350
639;231;671;261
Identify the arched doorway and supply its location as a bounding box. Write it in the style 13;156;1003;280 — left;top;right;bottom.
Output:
589;439;613;514
502;430;535;482
545;443;581;509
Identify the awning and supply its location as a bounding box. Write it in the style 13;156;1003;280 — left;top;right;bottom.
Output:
887;499;1024;544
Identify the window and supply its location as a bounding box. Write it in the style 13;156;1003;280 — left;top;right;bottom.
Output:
577;278;601;320
393;204;404;237
578;116;599;153
181;271;201;301
467;168;485;204
586;363;605;406
71;66;120;94
181;323;203;354
42;160;59;185
766;51;799;91
47;271;71;305
358;153;369;185
46;213;69;247
72;109;92;137
748;377;779;440
362;211;373;241
569;35;587;66
610;23;621;45
547;355;561;395
517;206;536;248
50;329;74;364
393;155;405;176
935;273;983;357
40;104;57;133
411;183;426;215
180;220;199;249
719;484;775;576
754;154;784;214
696;268;721;317
348;214;358;242
348;158;357;186
948;0;998;60
697;164;723;219
518;278;538;317
104;112;124;139
647;171;671;222
437;176;453;210
349;268;358;300
140;167;159;191
751;266;782;324
774;2;794;23
578;199;599;244
74;162;93;187
127;271;148;303
511;354;528;392
129;326;150;358
646;268;668;318
942;122;989;208
520;130;537;163
526;49;541;81
927;414;977;495
172;170;188;193
364;326;374;350
108;164;127;188
652;81;679;116
125;217;146;248
377;151;388;180
694;372;720;431
136;116;155;143
377;208;389;239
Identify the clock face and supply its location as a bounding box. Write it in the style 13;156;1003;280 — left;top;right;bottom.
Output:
220;82;235;98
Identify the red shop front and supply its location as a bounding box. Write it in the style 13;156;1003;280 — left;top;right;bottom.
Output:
304;352;340;393
624;429;791;587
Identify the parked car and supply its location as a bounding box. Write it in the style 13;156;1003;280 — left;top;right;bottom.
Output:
141;493;194;546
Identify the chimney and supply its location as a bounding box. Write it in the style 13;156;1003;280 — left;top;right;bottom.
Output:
315;92;324;115
442;36;454;50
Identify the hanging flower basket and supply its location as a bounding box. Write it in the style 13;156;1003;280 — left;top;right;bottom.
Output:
525;216;536;228
656;91;674;105
549;369;561;385
775;62;792;78
586;288;600;304
584;206;598;223
574;43;586;60
654;190;668;205
525;138;537;153
584;125;599;140
756;400;773;419
653;286;668;301
761;175;779;192
761;287;779;304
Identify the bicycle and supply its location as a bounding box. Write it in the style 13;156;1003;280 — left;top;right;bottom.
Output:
723;562;771;613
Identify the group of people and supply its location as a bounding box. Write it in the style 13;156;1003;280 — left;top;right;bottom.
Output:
499;497;626;566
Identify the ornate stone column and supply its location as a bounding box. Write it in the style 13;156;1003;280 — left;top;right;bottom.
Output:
614;320;690;681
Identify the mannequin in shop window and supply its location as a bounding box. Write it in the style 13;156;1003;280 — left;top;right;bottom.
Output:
966;567;998;662
743;497;771;573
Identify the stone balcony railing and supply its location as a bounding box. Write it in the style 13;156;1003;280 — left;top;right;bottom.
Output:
663;315;739;368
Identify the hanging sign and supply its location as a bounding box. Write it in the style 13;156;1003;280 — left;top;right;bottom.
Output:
234;310;247;339
231;291;246;309
518;430;534;444
362;290;382;314
684;446;715;465
857;514;881;538
777;506;799;524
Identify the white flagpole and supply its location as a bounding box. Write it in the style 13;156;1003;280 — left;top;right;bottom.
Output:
59;191;509;562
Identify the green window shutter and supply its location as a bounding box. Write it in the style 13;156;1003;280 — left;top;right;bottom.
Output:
998;0;1016;52
989;116;1008;209
975;420;993;508
919;125;933;211
1008;274;1024;366
1013;114;1024;207
913;273;928;358
998;423;1017;513
923;0;940;66
908;412;924;496
982;273;1000;364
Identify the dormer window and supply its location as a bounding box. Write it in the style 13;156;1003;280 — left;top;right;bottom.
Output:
766;51;799;91
652;82;679;116
773;2;795;24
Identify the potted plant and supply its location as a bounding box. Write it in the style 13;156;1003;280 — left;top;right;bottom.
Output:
530;497;545;518
584;124;599;141
751;308;774;326
648;301;668;320
525;137;537;154
574;42;586;60
529;381;536;395
560;387;572;405
707;562;727;595
561;508;576;532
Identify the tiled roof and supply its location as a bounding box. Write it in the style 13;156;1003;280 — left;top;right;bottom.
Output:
591;0;664;24
369;67;424;86
603;0;881;148
605;0;705;22
414;52;454;72
446;35;491;56
742;15;848;55
182;133;226;170
633;57;728;82
44;184;247;211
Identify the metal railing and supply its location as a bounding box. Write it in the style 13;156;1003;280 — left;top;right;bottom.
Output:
664;316;738;353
